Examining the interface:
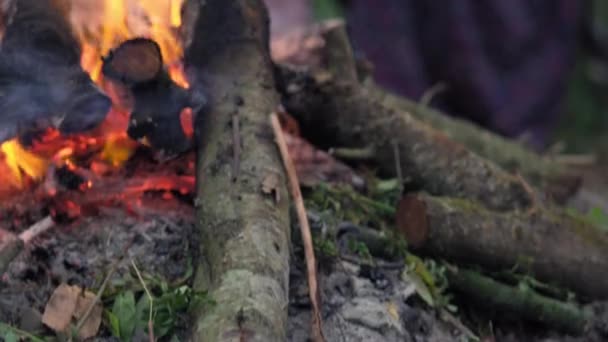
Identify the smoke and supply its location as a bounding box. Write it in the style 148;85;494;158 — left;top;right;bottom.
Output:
0;47;111;143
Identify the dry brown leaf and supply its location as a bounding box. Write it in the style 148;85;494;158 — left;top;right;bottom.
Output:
42;283;80;332
73;290;103;340
262;173;281;203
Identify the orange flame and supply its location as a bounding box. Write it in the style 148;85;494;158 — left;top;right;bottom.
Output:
0;0;188;189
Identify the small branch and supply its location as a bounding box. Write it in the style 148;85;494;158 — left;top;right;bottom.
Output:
72;238;135;340
131;258;155;342
232;114;241;182
271;113;325;342
446;266;591;335
1;216;56;274
18;216;55;243
328;147;375;161
392;140;404;194
418;82;447;108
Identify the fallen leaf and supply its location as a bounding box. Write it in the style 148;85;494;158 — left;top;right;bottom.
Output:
42;283;80;332
73;290;103;340
386;301;400;321
262;173;281;203
401;270;434;308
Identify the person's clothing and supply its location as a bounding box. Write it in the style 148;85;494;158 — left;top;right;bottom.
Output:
346;0;585;148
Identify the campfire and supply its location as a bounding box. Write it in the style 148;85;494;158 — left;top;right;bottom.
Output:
0;0;198;223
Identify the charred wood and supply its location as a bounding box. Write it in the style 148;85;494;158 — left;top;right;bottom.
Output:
0;0;110;144
102;38;204;158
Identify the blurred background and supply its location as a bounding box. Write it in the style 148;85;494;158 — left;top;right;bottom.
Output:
264;0;608;157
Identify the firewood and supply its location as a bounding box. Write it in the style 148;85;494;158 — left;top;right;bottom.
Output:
446;266;591;335
184;0;290;341
102;38;205;158
276;22;579;206
396;193;608;300
0;0;111;143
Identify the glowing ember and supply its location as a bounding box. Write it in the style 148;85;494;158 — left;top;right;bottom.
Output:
0;0;189;193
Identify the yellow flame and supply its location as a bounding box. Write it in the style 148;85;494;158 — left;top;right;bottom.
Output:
0;0;188;186
0;139;49;187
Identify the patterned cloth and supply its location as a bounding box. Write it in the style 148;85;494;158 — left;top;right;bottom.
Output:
346;0;585;148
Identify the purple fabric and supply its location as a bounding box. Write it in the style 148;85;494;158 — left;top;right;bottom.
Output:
346;0;584;148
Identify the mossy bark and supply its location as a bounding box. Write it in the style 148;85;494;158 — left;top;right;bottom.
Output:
396;193;608;300
277;25;533;211
279;71;531;211
185;1;290;341
371;88;580;201
446;267;591;335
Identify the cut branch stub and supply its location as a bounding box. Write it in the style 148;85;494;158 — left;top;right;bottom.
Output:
395;195;429;249
102;38;163;85
396;193;608;300
102;38;194;157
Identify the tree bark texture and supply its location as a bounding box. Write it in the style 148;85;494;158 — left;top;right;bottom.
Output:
279;71;532;211
396;193;608;300
446;267;591;335
185;1;290;341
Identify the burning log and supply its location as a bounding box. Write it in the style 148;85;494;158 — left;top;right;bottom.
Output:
396;193;608;300
184;0;291;340
102;38;206;158
0;0;111;144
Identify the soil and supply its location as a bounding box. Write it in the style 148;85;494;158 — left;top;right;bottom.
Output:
0;197;197;340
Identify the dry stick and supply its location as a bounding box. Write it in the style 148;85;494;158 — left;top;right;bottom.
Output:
131;258;155;342
270;113;325;342
1;216;56;275
232;114;241;182
18;216;55;243
72;238;135;340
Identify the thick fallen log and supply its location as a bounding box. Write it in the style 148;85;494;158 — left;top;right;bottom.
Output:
184;1;291;341
446;266;591;335
367;87;581;201
277;32;532;210
273;22;579;202
396;193;608;300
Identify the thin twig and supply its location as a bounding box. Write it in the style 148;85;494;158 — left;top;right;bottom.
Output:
418;82;447;108
131;258;155;342
2;216;56;275
392;140;404;194
515;172;541;216
72;238;135;340
270;113;325;342
232;114;241;182
328;147;375;161
18;216;55;243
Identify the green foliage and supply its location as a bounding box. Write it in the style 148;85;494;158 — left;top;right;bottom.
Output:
586;207;608;229
108;291;137;341
402;255;456;312
313;236;339;258
0;322;45;342
104;269;213;341
312;0;344;21
347;239;373;262
566;206;608;232
306;183;396;230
